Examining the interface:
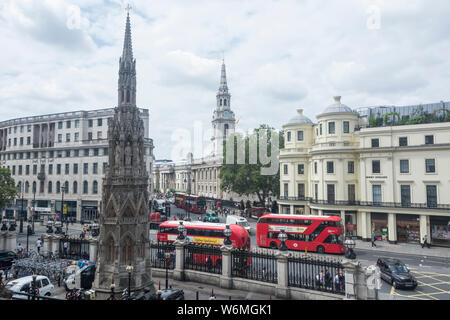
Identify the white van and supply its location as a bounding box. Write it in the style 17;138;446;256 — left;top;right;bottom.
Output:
5;275;54;299
226;215;251;234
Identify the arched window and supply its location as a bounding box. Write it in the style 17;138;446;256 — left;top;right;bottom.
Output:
73;181;78;194
224;124;229;138
32;181;36;193
120;235;134;264
93;181;98;194
105;235;115;262
224;99;227;106
126;90;130;103
64;181;69;194
220;99;222;106
25;181;29;194
48;181;52;194
83;181;88;194
56;181;60;194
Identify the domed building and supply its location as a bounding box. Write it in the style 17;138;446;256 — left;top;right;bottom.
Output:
278;97;450;247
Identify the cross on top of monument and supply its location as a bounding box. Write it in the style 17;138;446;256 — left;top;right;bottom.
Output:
125;4;132;14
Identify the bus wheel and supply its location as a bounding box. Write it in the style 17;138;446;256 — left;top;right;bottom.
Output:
270;242;278;249
316;246;325;254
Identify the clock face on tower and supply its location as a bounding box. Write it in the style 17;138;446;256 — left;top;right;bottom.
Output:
224;111;229;117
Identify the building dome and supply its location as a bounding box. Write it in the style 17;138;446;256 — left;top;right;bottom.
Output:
321;96;353;115
285;109;313;126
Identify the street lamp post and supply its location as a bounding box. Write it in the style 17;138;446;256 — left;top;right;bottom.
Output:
31;188;36;234
164;251;171;290
223;225;232;246
278;229;288;251
60;184;68;235
19;181;24;234
177;221;186;240
344;238;356;259
126;265;134;299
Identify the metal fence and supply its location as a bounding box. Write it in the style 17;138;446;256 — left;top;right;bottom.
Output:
59;238;90;260
288;254;345;295
149;241;175;270
231;248;278;284
184;244;222;275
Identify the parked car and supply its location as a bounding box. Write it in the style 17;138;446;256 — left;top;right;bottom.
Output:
203;211;220;223
0;250;17;269
377;257;417;289
148;288;184;300
226;215;251;234
5;275;54;299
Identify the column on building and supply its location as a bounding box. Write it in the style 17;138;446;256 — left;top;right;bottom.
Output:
419;215;430;245
387;213;397;244
359;211;371;241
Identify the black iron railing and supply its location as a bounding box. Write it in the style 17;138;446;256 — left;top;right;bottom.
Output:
288;254;345;295
184;244;222;275
59;238;90;260
149;241;175;270
231;248;278;284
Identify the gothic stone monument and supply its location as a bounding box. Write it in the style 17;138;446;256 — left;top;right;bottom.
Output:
93;11;153;298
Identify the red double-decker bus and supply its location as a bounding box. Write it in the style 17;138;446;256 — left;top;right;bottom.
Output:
158;221;251;267
174;193;186;208
256;214;345;254
158;221;250;248
184;195;207;214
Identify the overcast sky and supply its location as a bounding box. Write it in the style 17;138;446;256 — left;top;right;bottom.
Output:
0;0;449;160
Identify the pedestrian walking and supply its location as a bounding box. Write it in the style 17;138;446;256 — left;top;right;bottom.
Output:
17;243;23;256
422;234;431;249
36;238;42;254
371;233;377;247
315;270;325;288
63;241;68;257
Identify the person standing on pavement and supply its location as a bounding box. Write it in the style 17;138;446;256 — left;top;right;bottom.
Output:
371;232;377;247
36;238;42;254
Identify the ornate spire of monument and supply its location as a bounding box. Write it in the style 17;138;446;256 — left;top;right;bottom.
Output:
94;7;153;298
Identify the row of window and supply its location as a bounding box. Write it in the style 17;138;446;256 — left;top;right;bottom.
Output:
284;182;439;206
286;130;304;142
1;148;109;160
4;131;105;147
17;180;99;195
4;118;109;135
6;162;107;176
317;121;351;136
370;135;435;148
284;158;437;175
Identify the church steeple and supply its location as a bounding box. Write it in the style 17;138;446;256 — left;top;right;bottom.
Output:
118;11;136;107
216;59;231;110
212;59;235;158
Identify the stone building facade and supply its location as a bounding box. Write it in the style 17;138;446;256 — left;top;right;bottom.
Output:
279;97;450;246
0;108;154;222
152;60;239;201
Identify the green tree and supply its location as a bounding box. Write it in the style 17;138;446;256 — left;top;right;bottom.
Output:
0;168;18;211
219;124;284;206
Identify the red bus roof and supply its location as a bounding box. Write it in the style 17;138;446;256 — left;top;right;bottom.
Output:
259;214;341;221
